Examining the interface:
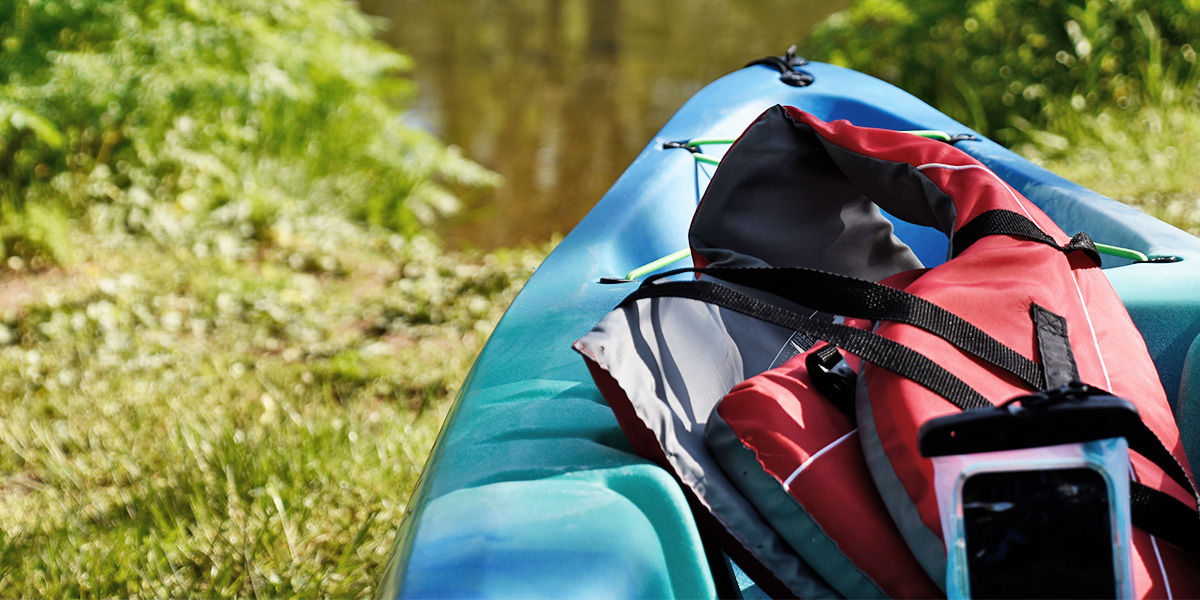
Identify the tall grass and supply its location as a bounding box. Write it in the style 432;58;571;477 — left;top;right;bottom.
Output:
1016;102;1200;235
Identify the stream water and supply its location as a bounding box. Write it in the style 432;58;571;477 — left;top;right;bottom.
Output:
359;0;847;249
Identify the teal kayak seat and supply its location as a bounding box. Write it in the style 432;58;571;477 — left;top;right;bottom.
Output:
395;472;707;599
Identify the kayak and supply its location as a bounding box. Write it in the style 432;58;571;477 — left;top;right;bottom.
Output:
377;56;1200;598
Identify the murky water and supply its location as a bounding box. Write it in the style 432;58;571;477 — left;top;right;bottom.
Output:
360;0;847;249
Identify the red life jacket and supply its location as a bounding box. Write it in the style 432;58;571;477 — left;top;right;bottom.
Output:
576;105;1200;598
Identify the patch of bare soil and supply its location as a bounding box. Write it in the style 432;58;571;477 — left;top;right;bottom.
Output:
0;266;95;315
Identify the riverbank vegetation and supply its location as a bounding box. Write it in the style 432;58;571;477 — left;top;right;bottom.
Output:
1;1;538;597
2;0;1199;597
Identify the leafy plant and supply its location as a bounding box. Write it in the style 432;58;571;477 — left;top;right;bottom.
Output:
0;0;498;266
804;0;1200;143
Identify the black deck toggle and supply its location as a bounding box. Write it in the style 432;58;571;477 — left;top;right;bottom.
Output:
745;45;814;87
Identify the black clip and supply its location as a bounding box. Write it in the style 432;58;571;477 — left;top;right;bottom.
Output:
1001;380;1101;410
920;381;1140;457
745;45;814;87
806;345;856;417
661;140;700;153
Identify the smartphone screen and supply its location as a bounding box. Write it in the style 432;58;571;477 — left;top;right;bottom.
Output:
961;467;1116;599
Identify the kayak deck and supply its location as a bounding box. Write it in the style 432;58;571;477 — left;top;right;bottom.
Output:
378;61;1200;599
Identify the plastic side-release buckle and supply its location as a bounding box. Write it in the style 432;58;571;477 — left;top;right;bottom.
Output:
805;345;856;418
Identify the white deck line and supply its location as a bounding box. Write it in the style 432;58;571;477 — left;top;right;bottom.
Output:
783;429;857;491
1151;535;1173;600
915;162;1042;228
1070;271;1113;390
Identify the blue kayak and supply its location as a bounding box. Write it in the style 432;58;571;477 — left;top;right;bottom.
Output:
377;58;1200;599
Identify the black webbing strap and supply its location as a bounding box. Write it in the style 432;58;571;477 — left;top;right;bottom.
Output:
953;209;1103;265
623;278;993;411
1028;304;1200;525
1100;403;1200;543
1030;303;1079;389
1123;419;1200;510
1132;483;1200;554
644;266;1044;390
1026;305;1200;539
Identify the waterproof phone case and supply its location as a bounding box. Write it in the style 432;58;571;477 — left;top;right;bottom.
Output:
919;384;1138;599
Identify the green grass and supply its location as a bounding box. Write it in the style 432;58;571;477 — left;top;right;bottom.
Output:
0;223;549;598
804;0;1200;146
0;1;529;595
1016;100;1200;236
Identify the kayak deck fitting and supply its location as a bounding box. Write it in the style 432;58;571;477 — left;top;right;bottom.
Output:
377;59;1200;599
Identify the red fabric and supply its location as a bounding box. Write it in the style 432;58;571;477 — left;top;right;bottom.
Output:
718;341;942;598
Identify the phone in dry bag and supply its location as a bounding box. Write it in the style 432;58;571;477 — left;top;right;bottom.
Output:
919;383;1137;599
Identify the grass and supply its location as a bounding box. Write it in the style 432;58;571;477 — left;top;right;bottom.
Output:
0;222;549;598
1;0;498;266
803;0;1200;147
1016;100;1200;236
0;1;528;595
